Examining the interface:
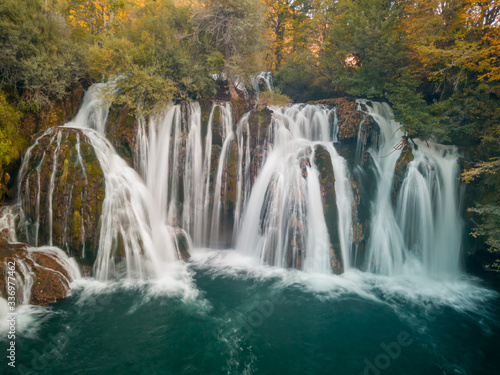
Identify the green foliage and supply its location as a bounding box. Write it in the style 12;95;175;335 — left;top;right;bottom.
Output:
0;92;26;200
385;70;449;141
0;0;87;109
193;0;266;85
89;0;217;116
323;0;406;98
463;159;500;262
274;52;333;102
319;0;450;140
256;88;292;108
468;204;500;253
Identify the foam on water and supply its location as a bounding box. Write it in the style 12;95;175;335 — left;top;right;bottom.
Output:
188;248;498;318
0;303;55;338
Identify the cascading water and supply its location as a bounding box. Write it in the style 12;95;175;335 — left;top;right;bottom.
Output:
63;93;182;280
66;84;109;134
252;72;273;98
135;100;353;274
14;87;186;281
359;100;407;275
397;140;463;276
13;246;81;305
12;82;465;280
236;104;354;274
136;102;239;248
359;100;463;277
0;205;19;243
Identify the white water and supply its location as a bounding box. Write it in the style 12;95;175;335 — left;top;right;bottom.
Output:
66;84;109;134
10;83;465;281
397;139;463;277
0;205;20;242
236;104;353;274
136;102;236;247
359;100;407;275
359;100;463;277
64;92;185;280
252;72;273;98
4;246;80;306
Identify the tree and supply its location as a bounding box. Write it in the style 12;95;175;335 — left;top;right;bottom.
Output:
0;92;25;200
0;0;87;109
90;0;216;115
192;0;265;97
320;0;445;139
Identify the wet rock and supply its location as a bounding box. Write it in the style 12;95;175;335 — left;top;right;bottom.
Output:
0;244;78;306
171;228;191;261
309;97;373;141
314;144;343;274
18;128;105;267
106;105;137;167
392;137;414;204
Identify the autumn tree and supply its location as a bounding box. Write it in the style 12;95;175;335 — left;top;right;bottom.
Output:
192;0;265;97
89;0;216;115
0;0;87;109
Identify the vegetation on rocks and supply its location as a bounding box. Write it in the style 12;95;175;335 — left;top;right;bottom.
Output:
18;128;105;266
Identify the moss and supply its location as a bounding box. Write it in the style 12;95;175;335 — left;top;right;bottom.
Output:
225;141;239;204
74;195;82;210
314;144;343;274
115;232;124;257
72;210;81;242
212;107;223;147
59;158;70;189
87;161;102;178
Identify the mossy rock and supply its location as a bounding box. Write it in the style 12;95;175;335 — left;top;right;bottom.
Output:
313;144;343;274
391;138;414;205
248;107;272;149
0;246;77;306
18;128;105;268
105;105;137;166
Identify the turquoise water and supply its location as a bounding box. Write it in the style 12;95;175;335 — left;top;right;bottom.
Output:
2;250;500;375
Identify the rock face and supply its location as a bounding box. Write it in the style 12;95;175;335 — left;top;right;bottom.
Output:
314;145;343;274
105;105;137;167
0;239;80;306
17;128;105;267
392;137;414;204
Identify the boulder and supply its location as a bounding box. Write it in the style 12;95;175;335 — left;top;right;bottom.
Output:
0;242;79;306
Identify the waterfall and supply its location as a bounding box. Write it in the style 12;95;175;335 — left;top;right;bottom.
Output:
252;72;273;98
359;100;407;275
14;86;188;280
63;93;183;280
359;100;463;277
235;104;353;274
137;102;239;248
12;81;465;280
67;84;109;134
12;247;80;305
0;205;20;242
397;140;463;276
